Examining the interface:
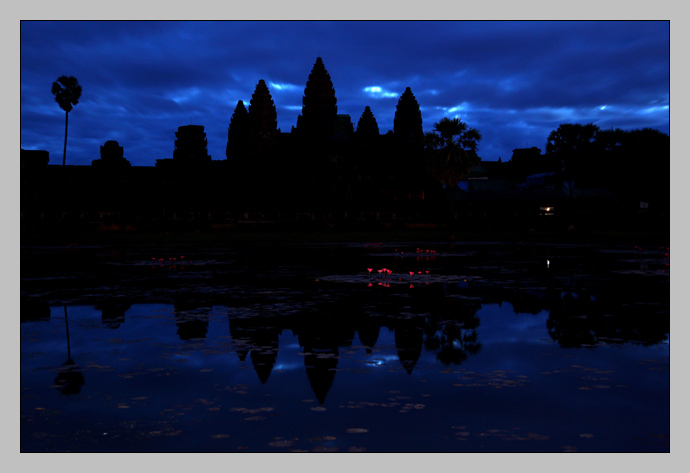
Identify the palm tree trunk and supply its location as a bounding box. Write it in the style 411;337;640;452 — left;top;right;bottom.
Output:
64;305;72;361
62;111;69;166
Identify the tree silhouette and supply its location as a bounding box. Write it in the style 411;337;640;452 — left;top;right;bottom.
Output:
546;123;599;157
545;123;599;197
596;127;670;212
51;76;82;166
424;117;482;235
425;117;482;187
624;128;670;208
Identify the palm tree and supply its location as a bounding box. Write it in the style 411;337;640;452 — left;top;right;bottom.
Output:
425;117;481;186
425;117;482;236
51;76;82;166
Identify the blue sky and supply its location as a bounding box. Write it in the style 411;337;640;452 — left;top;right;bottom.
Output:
20;20;669;166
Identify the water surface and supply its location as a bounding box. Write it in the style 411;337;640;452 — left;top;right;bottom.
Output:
20;241;670;452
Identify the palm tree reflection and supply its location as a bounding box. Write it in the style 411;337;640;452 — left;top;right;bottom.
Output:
54;306;85;395
424;298;482;366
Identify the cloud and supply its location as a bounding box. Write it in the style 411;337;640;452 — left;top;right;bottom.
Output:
363;86;399;99
268;82;300;92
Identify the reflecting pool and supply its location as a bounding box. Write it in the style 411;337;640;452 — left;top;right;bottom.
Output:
21;241;670;452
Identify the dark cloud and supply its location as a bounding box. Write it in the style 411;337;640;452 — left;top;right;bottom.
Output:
21;20;669;165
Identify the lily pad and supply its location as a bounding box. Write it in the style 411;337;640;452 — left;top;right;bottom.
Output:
348;446;367;452
311;446;339;452
346;428;369;434
268;440;294;447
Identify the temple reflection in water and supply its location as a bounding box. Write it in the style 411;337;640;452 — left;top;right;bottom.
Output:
26;280;668;404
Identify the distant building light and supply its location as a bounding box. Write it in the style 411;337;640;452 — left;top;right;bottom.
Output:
539;206;555;216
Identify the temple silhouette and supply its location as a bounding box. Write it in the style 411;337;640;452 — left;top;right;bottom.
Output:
21;57;669;236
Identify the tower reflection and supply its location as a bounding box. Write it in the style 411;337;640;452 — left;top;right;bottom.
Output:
95;302;131;329
227;310;282;384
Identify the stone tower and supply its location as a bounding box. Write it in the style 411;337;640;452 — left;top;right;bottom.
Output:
247;79;279;155
393;87;423;148
294;57;338;140
173;125;211;163
92;140;131;168
226;100;249;161
356;106;380;138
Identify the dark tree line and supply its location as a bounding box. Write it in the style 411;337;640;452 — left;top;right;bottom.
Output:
545;123;669;212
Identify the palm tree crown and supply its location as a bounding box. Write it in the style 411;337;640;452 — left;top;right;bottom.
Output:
51;76;82;166
51;76;82;113
425;117;482;187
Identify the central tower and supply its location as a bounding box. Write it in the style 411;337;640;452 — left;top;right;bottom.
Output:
294;57;338;141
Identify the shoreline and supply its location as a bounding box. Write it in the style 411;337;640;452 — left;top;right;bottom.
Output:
20;227;670;248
